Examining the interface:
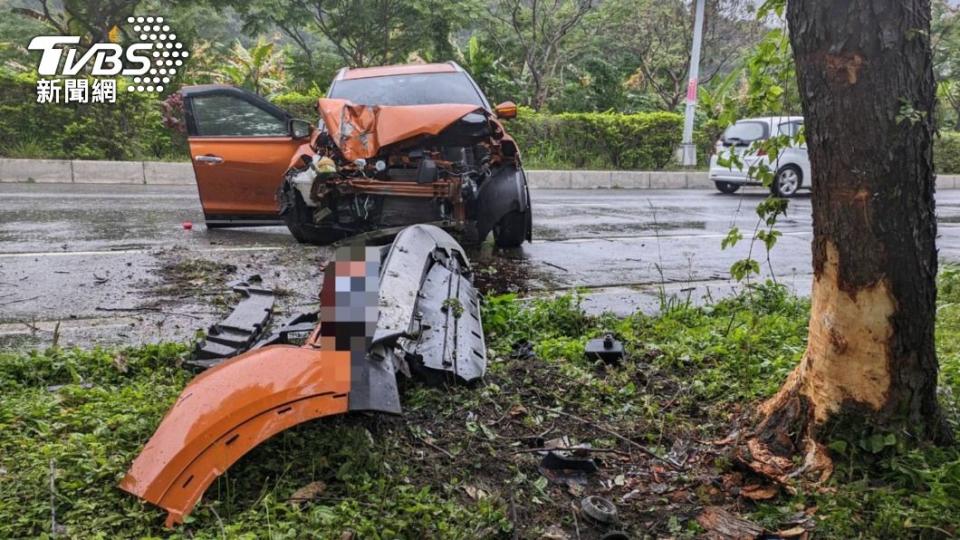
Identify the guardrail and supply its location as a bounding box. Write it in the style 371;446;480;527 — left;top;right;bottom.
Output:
2;158;959;189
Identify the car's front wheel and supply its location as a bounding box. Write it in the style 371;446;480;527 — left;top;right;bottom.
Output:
772;165;802;198
714;181;741;194
277;178;344;245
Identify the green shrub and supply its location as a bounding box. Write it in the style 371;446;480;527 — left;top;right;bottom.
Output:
505;108;684;170
0;70;186;161
273;90;322;120
936;131;960;174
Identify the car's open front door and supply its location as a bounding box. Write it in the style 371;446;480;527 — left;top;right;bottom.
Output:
181;85;306;227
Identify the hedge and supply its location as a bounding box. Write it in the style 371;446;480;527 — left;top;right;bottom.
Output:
504;109;684;170
272;91;321;120
937;132;960;175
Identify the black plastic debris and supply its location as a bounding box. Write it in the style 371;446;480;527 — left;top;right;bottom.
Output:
585;332;625;364
188;280;274;369
253;311;318;348
510;339;535;360
541;450;600;474
537;436;600;487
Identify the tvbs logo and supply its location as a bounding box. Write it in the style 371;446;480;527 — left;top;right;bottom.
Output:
28;16;187;102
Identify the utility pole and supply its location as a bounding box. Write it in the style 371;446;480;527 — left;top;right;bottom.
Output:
680;0;705;167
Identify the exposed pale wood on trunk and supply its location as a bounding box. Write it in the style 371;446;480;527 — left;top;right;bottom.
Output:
741;0;948;482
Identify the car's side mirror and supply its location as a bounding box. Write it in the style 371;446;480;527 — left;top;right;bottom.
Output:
495;101;517;119
290;119;313;139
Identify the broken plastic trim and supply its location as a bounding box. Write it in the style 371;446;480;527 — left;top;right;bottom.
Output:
374;224;487;385
189;280;274;369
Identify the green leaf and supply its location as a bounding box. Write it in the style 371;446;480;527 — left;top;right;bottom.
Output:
828;440;848;454
721;227;744;250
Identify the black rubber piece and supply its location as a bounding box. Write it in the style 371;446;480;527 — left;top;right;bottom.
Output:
581;495;619;524
540;451;599;473
601;532;630;540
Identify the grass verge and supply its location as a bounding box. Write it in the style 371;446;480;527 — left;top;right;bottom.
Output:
2;272;960;538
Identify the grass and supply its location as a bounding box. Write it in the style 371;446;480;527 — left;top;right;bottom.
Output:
2;273;960;537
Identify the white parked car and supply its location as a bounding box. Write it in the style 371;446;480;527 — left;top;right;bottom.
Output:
708;116;809;197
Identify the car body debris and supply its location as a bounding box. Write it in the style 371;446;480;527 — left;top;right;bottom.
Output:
536;436;600;489
120;224;486;527
189;280;274;368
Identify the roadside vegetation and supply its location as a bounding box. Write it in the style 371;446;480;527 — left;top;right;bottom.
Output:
3;270;960;538
3;0;960;171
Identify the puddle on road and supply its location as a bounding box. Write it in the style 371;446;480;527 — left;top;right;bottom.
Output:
533;220;707;241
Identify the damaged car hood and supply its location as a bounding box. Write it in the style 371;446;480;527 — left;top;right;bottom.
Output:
317;98;487;161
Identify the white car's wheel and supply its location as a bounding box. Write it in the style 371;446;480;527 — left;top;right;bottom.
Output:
714;181;741;194
772;165;802;198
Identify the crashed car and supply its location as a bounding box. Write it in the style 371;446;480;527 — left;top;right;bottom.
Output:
180;62;532;247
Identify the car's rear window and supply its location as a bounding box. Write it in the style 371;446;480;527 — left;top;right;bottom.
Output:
723;121;767;144
329;73;485;107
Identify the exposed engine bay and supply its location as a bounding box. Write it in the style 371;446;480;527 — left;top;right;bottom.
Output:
277;98;532;247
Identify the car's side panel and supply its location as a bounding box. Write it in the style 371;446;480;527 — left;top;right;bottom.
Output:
188;136;303;220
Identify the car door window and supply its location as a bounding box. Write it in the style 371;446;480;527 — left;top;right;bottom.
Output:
722;121;767;145
777;121;803;137
191;94;288;137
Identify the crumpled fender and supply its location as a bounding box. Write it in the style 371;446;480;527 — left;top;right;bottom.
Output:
476;166;531;243
119;345;350;527
317;98;485;161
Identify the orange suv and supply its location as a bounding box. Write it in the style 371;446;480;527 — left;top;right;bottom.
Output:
180;62;532;247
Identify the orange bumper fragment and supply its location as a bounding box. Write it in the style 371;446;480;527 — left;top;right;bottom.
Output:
119;344;350;527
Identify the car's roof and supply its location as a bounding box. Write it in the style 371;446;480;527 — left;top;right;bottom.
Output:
337;62;461;81
737;116;804;124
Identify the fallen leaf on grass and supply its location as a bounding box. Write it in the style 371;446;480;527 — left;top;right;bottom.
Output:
464;485;488;500
288;481;326;506
740;483;779;501
509;403;528;417
776;527;807;538
539;524;570;540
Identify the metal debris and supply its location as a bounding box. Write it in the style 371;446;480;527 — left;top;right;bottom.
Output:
580;495;619;524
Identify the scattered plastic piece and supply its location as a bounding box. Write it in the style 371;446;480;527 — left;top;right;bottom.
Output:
585;332;625;364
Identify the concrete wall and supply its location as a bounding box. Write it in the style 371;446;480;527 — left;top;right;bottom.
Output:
0;159;195;185
1;158;959;189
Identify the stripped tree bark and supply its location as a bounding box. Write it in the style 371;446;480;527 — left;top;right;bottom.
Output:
741;0;950;482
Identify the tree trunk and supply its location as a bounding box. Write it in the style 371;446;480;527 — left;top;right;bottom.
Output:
741;0;949;482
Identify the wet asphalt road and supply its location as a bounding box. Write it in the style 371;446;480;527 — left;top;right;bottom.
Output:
4;182;960;350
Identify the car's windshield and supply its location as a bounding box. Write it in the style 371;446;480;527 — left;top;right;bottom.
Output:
328;73;486;107
722;121;767;144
